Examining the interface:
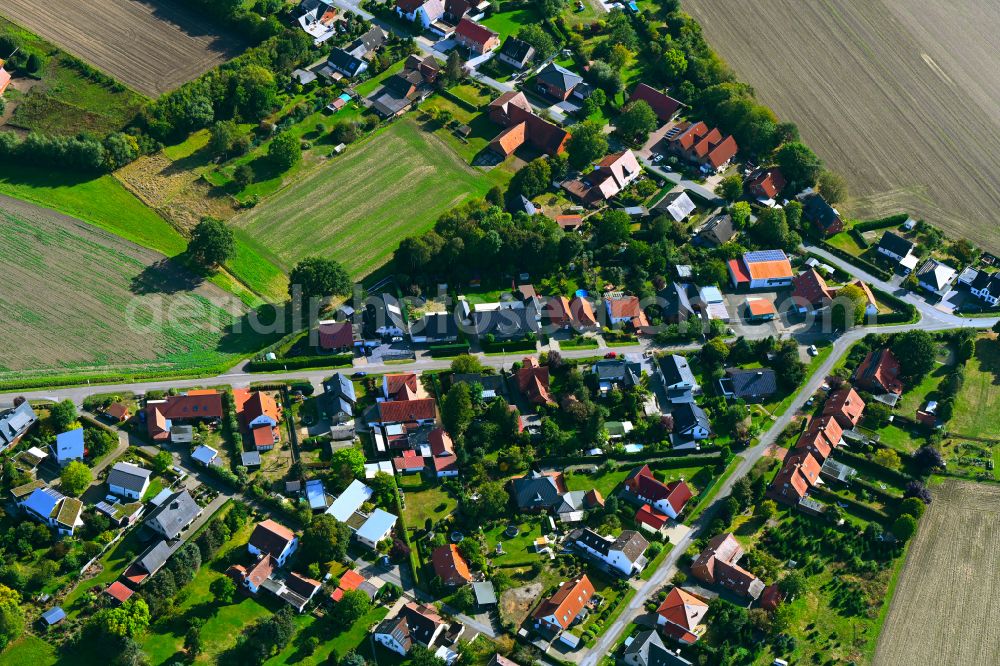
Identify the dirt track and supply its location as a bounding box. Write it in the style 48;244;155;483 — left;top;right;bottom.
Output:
873;480;1000;665
682;0;1000;252
0;0;245;96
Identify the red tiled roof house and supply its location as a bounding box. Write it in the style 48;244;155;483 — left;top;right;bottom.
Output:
656;587;709;644
532;575;595;634
622;465;693;520
454;18;499;55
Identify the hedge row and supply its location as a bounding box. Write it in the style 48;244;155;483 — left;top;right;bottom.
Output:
810;486;889;524
818;241;893;281
481;338;536;353
836;448;914;486
849;228;870;249
868;285;918;324
245;353;353;372
853;213;910;233
802;252;852;282
428;342;471;357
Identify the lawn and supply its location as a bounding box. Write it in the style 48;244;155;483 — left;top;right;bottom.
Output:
825;230;867;257
417;96;517;174
144;508;258;663
481;6;541;40
233;119;503;278
565;466;629;498
0;635;58;666
949;335;1000;436
265;605;389;666
686;455;742;522
62;527;145;616
483;517;551;568
399;475;458;528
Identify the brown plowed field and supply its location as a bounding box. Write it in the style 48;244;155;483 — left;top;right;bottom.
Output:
0;0;245;96
682;0;1000;252
873;480;1000;665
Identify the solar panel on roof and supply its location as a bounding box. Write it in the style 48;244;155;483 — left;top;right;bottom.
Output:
744;250;787;263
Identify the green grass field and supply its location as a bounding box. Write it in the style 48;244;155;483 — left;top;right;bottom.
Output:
0;200;256;379
481;6;540;40
233;119;501;277
0;167;186;256
0;635;58;666
399;475;458;528
949;335;1000;435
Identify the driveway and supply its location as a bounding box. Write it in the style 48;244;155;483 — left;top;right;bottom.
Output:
642;160;723;204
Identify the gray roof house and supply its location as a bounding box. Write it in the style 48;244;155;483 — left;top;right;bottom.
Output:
569;527;649;577
107;462;153;500
144;490;201;541
718;368;778;403
695;213;736;247
136;540;173;577
621;630;692;666
916;259;957;295
654;191;696;222
498;36;535;69
511;470;566;511
409;311;459;344
326;48;368;78
321;373;357;425
670;402;710;446
655;355;700;403
536;62;583;98
592;359;642;393
0;401;37;453
452;373;508;400
348;26;387;58
470;306;538;340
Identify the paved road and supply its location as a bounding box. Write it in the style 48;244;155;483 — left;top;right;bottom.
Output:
0;340;697;407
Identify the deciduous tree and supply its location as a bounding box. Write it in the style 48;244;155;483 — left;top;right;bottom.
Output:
567;120;608;169
267;132;301;171
288;257;351;300
60;461;92;496
189;217;235;269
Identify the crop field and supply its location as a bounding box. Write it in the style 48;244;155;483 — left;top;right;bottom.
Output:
0;0;246;96
0;196;247;380
234;119;498;278
682;0;1000;252
874;480;1000;665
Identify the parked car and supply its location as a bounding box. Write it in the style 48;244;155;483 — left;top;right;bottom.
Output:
352;371;368;378
604;352;617;359
807;344;818;356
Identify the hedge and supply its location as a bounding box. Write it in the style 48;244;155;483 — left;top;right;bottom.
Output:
428;342;471;357
481;337;536;353
818;241;893;280
801;252;852;282
848;228;870;249
810;486;889;524
868;285;918;324
853;213;910;233
245;353;353;371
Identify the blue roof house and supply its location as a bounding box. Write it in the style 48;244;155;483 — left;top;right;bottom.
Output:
326;479;373;521
305;479;329;511
356;509;397;549
52;428;85;467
